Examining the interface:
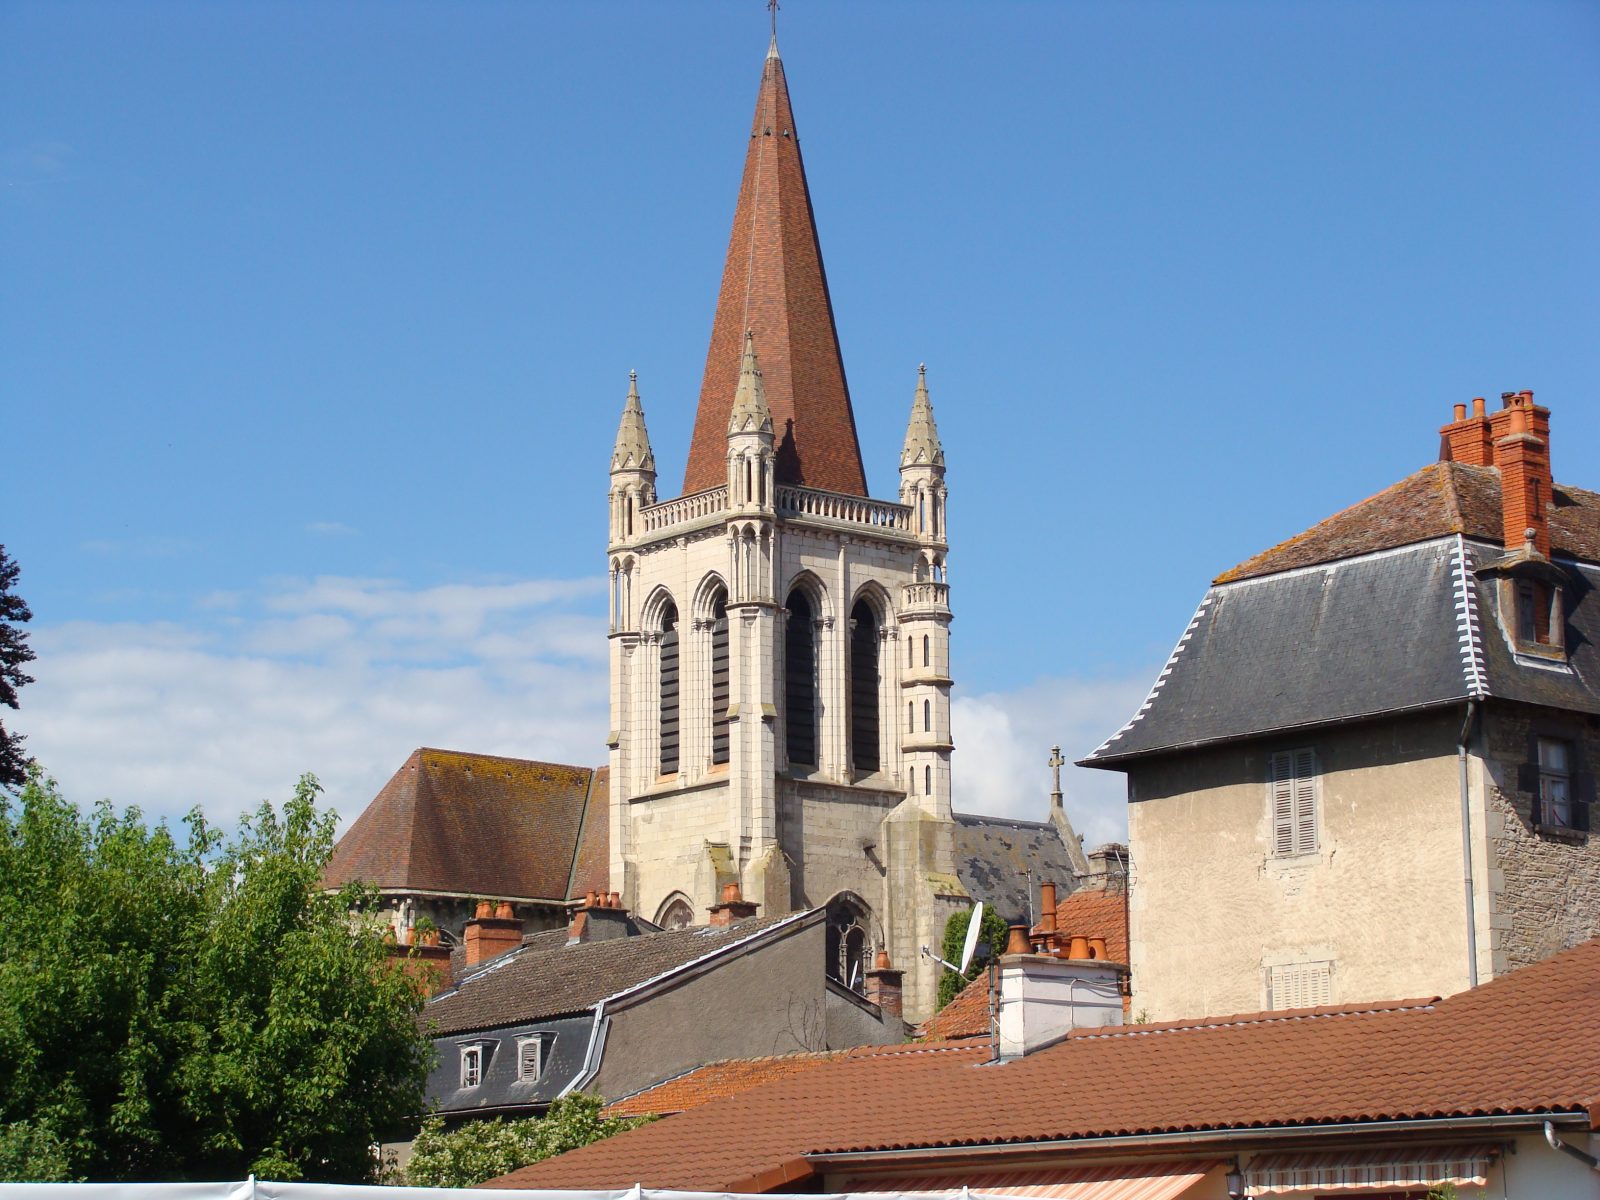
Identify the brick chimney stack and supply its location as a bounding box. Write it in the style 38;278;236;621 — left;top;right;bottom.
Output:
463;900;523;966
387;925;453;996
567;889;635;944
1439;396;1493;466
1490;391;1552;559
708;882;759;927
864;949;904;1020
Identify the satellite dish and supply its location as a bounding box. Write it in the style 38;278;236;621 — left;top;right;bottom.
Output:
958;901;985;973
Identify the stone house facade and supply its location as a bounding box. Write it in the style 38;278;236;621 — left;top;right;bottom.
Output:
1083;392;1600;1021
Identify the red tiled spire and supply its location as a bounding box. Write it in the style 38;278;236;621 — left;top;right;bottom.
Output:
681;37;868;498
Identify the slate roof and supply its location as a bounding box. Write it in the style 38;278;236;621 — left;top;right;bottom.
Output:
952;813;1081;925
490;936;1600;1191
427;912;805;1036
323;749;607;902
681;38;868;497
1086;513;1600;766
603;1051;845;1118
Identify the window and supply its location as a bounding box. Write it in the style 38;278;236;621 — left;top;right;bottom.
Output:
1266;960;1332;1010
850;600;880;773
1538;737;1574;828
1270;748;1318;857
924;764;932;795
659;603;680;775
825;894;872;994
460;1045;483;1088
516;1035;550;1083
785;590;817;766
922;634;930;668
923;698;931;732
710;592;730;766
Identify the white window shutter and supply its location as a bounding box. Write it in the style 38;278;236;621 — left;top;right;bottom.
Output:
1270;752;1295;856
1293;748;1318;855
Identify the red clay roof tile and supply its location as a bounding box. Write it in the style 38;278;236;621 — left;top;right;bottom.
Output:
324;748;607;902
490;937;1600;1191
681;43;867;498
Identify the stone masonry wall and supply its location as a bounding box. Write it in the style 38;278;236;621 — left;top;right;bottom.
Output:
1481;702;1600;974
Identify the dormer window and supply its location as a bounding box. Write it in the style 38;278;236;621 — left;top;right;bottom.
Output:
516;1034;552;1082
460;1044;484;1088
1480;554;1569;662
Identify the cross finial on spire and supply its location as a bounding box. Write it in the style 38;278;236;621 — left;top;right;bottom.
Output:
1048;745;1065;810
769;0;779;37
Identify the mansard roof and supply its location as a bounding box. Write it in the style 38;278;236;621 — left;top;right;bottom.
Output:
681;39;868;498
323;748;608;903
427;911;808;1036
1084;463;1600;767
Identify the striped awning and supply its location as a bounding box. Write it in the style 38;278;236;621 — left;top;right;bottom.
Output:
849;1161;1218;1200
1243;1144;1497;1194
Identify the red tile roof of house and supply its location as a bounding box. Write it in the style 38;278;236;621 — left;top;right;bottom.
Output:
917;972;993;1042
603;1051;845;1119
323;749;607;902
1054;887;1130;966
489;937;1600;1192
681;40;868;498
1217;462;1600;583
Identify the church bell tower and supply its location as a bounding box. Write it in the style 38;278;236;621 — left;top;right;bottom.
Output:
605;33;964;1020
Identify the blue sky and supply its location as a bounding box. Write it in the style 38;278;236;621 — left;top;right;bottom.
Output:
4;1;1597;843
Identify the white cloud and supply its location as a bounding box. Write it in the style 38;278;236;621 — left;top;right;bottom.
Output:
305;521;359;537
950;673;1157;847
15;576;611;832
15;576;1154;854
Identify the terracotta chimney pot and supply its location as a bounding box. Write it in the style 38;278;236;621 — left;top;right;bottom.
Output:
1453;402;1467;422
1088;936;1108;960
1068;935;1091;960
721;882;742;903
1472;396;1486;418
874;949;891;970
1038;882;1058;933
1005;924;1031;956
494;901;514;920
608;891;621;909
474;900;494;920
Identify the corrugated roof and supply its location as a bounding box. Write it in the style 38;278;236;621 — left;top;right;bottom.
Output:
489;937;1600;1191
324;748;607;902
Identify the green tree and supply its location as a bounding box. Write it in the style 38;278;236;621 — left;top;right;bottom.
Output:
406;1094;655;1188
936;904;1011;1008
0;771;434;1183
0;545;36;789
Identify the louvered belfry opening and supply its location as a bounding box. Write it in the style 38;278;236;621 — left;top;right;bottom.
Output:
850;599;880;774
659;603;680;776
710;592;730;766
785;590;817;767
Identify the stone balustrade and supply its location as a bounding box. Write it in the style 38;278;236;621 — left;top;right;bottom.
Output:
776;485;912;532
901;581;951;612
641;487;729;533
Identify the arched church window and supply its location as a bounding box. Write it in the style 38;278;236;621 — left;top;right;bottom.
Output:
925;764;932;795
824;894;873;994
850;599;880;774
659;602;680;775
907;700;914;734
710;591;730;766
922;634;930;667
655;894;695;930
785;590;817;767
923;698;931;732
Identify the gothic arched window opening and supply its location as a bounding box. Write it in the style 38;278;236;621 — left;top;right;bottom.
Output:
824;894;873;994
785;590;817;767
659;602;680;775
850;599;880;774
655;894;695;930
710;591;730;766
